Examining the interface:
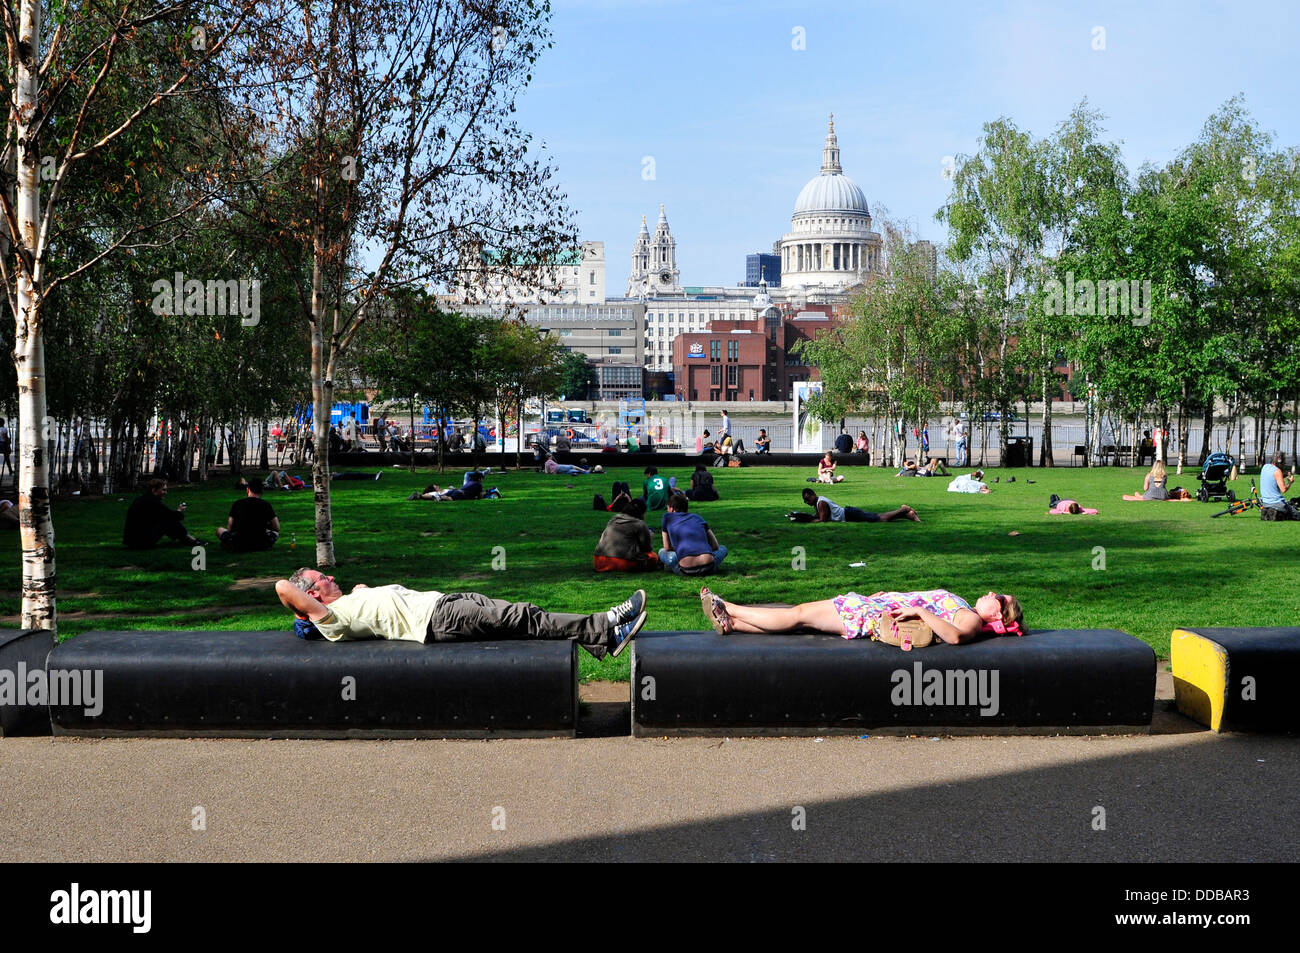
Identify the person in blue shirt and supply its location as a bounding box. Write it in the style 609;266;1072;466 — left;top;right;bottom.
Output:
658;493;727;576
1260;453;1297;519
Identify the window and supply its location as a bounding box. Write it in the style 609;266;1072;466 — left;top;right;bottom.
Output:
711;366;721;385
727;341;738;361
710;390;720;401
608;328;622;336
589;272;595;285
726;365;737;386
609;347;622;354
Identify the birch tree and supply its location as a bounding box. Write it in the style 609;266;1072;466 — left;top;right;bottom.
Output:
1;1;256;631
230;0;576;566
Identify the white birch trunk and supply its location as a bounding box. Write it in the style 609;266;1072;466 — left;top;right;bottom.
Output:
14;0;56;633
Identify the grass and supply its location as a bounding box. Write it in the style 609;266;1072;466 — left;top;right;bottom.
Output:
3;460;1295;681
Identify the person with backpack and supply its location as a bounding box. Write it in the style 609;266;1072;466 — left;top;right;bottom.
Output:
685;464;718;502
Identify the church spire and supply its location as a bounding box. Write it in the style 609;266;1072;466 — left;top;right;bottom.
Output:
821;113;842;175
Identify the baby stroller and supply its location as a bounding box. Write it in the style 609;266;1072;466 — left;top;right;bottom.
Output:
1196;451;1236;502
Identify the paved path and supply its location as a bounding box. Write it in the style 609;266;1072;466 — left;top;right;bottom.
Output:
2;680;1296;863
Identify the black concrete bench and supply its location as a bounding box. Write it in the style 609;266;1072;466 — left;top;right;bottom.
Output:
0;629;55;736
631;629;1155;736
1172;627;1300;732
47;630;578;738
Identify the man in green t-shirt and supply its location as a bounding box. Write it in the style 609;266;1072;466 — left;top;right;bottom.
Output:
275;569;646;659
642;466;670;511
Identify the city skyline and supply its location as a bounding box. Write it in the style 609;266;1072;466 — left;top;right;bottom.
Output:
514;0;1300;288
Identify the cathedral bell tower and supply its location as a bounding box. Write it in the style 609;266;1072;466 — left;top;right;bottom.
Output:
627;204;682;296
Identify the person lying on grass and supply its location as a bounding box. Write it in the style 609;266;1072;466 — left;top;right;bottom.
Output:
699;586;1023;646
792;488;919;523
897;457;951;477
274;569;646;660
947;470;990;494
1046;497;1098;515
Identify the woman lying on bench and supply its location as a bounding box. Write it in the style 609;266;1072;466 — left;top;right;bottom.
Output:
699;586;1023;646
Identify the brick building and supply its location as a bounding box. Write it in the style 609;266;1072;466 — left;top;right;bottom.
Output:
671;305;840;401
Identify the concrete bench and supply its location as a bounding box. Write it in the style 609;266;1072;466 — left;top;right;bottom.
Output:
1172;627;1300;732
0;629;55;736
631;629;1155;736
47;630;578;738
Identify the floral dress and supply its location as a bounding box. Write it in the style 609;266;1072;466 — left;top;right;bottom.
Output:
831;589;971;640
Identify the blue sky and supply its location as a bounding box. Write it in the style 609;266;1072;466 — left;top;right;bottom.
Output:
511;0;1300;288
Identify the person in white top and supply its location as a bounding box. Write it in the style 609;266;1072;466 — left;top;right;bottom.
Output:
276;569;646;659
947;471;991;494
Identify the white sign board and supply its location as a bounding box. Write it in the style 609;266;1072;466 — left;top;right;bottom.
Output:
793;381;824;453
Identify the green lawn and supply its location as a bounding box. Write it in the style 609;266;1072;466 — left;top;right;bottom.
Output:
3;461;1295;680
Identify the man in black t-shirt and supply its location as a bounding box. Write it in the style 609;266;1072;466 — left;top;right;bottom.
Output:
217;479;280;552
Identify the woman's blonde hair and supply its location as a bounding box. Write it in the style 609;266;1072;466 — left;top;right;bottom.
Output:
1149;460;1166;482
1001;594;1024;628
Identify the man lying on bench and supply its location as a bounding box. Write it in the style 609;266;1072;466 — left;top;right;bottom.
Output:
275;569;646;660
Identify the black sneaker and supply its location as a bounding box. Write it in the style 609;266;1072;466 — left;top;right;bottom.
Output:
608;589;646;626
1049;494;1061;508
610;610;647;658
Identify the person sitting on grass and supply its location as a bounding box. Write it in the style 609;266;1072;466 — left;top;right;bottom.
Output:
543;453;595;476
1121;461;1176;501
947;470;990;494
0;498;18;530
658;492;727;576
275;570;646;660
816;450;844;483
1260;452;1298;519
642;465;670;510
594;499;661;573
698;585;1023;647
217;478;281;552
898;458;951;477
123;478;203;548
792;488;919;523
685;464;718;502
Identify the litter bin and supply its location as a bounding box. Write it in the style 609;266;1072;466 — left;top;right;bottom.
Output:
1006;437;1033;468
